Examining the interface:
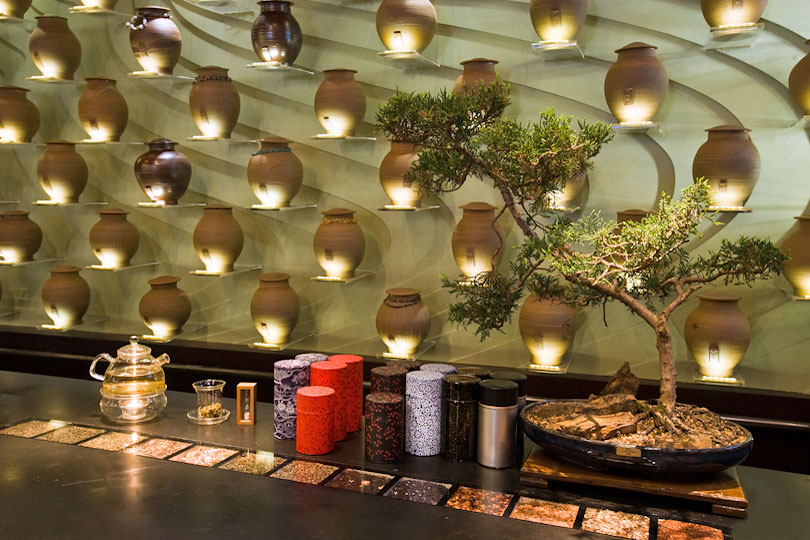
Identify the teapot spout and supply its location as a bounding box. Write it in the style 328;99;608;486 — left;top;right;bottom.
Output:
155;353;170;367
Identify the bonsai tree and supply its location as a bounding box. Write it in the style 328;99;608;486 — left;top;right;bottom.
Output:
376;80;785;420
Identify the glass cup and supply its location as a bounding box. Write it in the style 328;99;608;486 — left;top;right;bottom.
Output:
192;379;226;419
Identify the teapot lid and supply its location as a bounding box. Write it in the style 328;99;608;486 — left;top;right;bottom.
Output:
117;336;152;360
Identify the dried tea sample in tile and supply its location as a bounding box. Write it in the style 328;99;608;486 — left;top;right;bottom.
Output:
445;486;513;516
124;438;192;459
0;420;67;438
269;460;338;485
37;426;105;445
169;445;239;467
219;452;286;475
510;497;579;528
384;477;451;505
658;520;724;540
79;431;148;452
581;508;650;540
325;468;394;494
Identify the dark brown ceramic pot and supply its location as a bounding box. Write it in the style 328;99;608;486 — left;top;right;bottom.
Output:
129;6;181;75
0;0;32;18
529;0;587;42
692;125;760;209
0;86;40;142
247;137;302;207
376;0;437;54
684;293;750;379
89;208;139;268
139;275;191;339
29;16;81;80
375;287;430;356
0;210;42;263
134;139;191;205
314;69;366;137
451;202;504;279
42;265;90;328
313;208;365;279
251;1;302;64
604;42;668;124
700;0;767;28
37;141;88;203
192;205;244;274
519;294;576;367
78;78;128;142
452;58;499;96
250;272;300;345
379;141;422;208
189;66;240;139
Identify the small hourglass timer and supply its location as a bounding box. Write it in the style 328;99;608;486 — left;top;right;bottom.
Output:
237;382;257;426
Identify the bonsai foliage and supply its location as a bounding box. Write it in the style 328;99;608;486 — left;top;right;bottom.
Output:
376;80;785;412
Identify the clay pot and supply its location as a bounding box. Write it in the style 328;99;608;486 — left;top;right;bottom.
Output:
78;78;128;142
789;41;810;116
313;208;365;279
616;209;648;224
41;266;90;328
781;216;810;299
700;0;767;28
78;0;118;10
519;294;576;367
128;6;181;75
247;137;303;207
29;16;81;80
189;66;240;139
604;42;668;124
0;210;42;263
193;205;244;274
0;0;32;19
250;272;300;345
37;141;88;203
314;69;366;137
453;58;499;96
684;293;750;379
451;202;504;279
376;0;437;54
529;0;587;42
550;170;586;209
692;125;760;209
139;275;192;339
89;208;139;268
376;287;430;356
0;86;40;143
380;141;422;208
134;139;191;205
251;0;302;64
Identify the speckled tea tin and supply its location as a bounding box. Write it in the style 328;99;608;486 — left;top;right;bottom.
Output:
310;361;348;442
273;359;310;440
365;391;404;463
405;370;444;456
441;374;480;461
420;363;457;376
295;352;329;366
370;365;407;395
385;358;421;372
329;354;363;432
296;386;335;455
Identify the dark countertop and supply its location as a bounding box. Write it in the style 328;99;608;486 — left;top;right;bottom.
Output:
0;371;807;540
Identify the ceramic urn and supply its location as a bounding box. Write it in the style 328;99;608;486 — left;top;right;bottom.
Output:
189;66;240;139
529;0;587;43
250;272;300;345
251;0;302;65
692;125;760;209
29;16;81;80
789;40;810;116
41;266;90;328
376;287;430;356
89;208;140;269
781;216;810;299
379;141;422;208
128;6;181;75
78;78;128;142
314;69;366;137
0;0;32;18
0;86;40;143
134;139;191;205
376;0;437;54
451;202;504;279
519;294;576;367
192;205;244;274
139;275;192;339
0;210;42;263
700;0;768;28
37;141;88;204
247;137;303;207
453;58;499;96
313;208;366;279
604;42;668;124
684;293;751;379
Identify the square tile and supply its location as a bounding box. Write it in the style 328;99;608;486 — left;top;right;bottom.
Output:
510;497;579;528
124;438;192;459
325;469;393;494
269;460;338;485
218;452;286;475
79;431;148;452
445;486;513;516
384;478;451;505
169;445;239;467
658;520;724;540
37;426;105;445
581;508;650;540
0;420;67;438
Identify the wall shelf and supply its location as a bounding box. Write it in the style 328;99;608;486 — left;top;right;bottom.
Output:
0;257;63;268
186;136;258;144
376;340;435;361
248;203;316;212
127;71;194;83
708;206;752;214
691;364;745;387
77;140;144;146
68;6;130;18
311;134;377;141
610;122;661;134
25;76;86;86
526;352;573;375
38;315;106;333
136;201;205;208
310;270;374;284
376;50;440;69
531;41;584;60
245;62;314;76
248;332;315;352
705;23;764;50
377;204;440;212
85;261;159;272
33;200;108;207
189;265;261;277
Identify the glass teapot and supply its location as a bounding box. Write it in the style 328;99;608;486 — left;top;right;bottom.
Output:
90;336;170;424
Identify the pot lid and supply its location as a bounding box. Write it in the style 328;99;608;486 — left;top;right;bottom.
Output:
146;138;177;147
706;124;750;133
35;15;67;20
85;76;116;82
50;265;81;274
116;336;153;361
615;42;658;53
259;136;292;145
197;65;228;71
386;287;420;297
99;207;128;215
322;207;355;216
1;210;30;217
258;272;290;282
322;68;357;73
140;5;170;11
203;203;232;210
148;275;181;286
45;140;74;145
459;202;497;211
460;58;499;65
697;292;742;302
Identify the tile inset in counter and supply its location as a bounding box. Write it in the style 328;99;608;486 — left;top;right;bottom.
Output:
80;431;148;452
581;508;650;540
219;452;286;476
124;438;192;459
509;497;579;528
657;519;724;540
445;486;513;516
37;426;105;445
325;469;393;494
384;478;451;505
170;445;239;467
0;420;67;438
270;460;338;485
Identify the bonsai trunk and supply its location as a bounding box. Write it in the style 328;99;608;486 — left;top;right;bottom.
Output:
655;318;677;412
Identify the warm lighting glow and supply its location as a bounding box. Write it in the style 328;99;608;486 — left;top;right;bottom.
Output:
92;248;128;269
697;343;739;379
0;127;23;143
137;200;167;208
0;247;25;263
318;113;353;137
716;22;759;30
188;135;220;141
525;334;569;368
253;184;288;208
83;123;113;142
39;185;74;204
381;334;422;358
528;363;562;372
312;275;348;282
261;46;286;64
143;321;176;340
707;178;750;209
44;306;74;329
615;121;657;128
700;374;740;384
121;398;148;421
708;205;747;212
382;204;419;211
256;320;291;347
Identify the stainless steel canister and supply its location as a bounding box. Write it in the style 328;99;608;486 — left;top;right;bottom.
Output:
489;371;528;458
476;379;519;469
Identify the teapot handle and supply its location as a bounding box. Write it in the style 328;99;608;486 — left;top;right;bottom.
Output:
155;353;170;367
89;353;113;381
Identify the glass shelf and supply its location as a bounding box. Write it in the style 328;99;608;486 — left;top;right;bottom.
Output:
136;201;205;208
186;0;253;16
610;122;661;134
0;15;34;31
0;141;45;147
33;200;108;207
186;136;258;144
708;206;752;214
68;6;130;18
140;324;207;343
377;204;440;212
248;332;315;352
0;200;19;205
0;257;63;268
375;340;436;361
25;76;86;86
376;50;440;69
310;270;374;284
127;71;194;83
77;140;145;146
85;261;158;272
691;364;745;387
526;352;574;375
531;40;584;60
245;62;314;76
189;265;261;277
788;115;810;129
311;134;377;141
38;314;107;332
705;22;764;50
248;203;316;212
